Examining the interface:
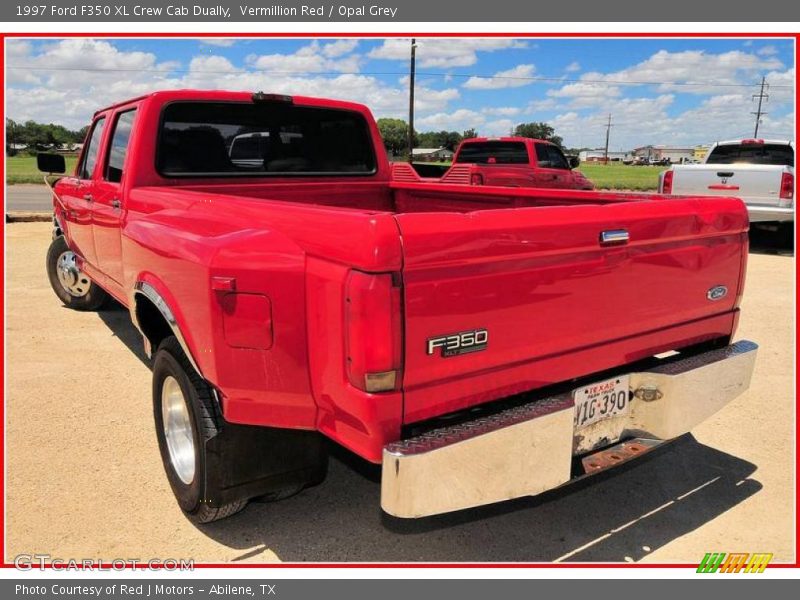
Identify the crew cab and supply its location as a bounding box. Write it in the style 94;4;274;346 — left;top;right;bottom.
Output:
395;137;594;190
659;139;795;235
39;90;757;522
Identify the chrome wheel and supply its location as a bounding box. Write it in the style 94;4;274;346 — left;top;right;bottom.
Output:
55;251;91;297
161;376;196;485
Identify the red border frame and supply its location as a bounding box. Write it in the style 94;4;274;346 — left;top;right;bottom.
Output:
1;30;797;571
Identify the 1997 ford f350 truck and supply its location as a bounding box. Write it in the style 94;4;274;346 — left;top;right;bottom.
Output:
40;90;757;523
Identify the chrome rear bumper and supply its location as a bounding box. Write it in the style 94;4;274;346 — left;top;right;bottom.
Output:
381;340;758;518
747;205;794;223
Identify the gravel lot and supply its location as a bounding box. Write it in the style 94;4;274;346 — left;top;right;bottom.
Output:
4;222;795;564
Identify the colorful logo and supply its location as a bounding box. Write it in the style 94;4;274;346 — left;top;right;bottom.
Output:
696;552;773;573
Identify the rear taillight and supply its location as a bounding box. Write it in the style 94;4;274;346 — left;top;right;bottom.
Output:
470;173;483;185
661;169;674;194
780;172;794;202
345;271;403;393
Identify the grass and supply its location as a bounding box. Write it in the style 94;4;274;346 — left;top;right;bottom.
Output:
5;155;79;184
7;156;663;191
578;163;664;191
413;160;664;191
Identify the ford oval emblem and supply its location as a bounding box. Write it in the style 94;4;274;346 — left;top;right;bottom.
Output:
707;285;728;301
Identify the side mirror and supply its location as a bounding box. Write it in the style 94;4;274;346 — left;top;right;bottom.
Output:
568;156;580;169
37;153;66;174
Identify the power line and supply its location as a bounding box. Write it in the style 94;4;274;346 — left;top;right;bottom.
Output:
5;64;793;89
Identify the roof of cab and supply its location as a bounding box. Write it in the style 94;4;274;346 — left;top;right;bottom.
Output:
460;136;552;145
93;89;372;117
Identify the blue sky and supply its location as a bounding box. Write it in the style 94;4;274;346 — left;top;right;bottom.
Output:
5;37;795;150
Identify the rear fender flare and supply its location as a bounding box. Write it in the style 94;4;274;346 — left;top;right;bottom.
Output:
130;279;204;379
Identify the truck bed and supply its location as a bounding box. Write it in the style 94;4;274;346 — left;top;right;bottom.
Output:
129;180;748;435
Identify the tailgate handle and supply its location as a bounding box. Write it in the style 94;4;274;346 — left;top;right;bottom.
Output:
716;171;735;178
599;229;630;246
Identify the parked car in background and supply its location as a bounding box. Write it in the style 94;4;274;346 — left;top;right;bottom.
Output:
659;139;795;238
40;90;756;523
398;137;595;190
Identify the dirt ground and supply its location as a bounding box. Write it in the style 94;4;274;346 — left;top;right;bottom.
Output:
4;222;795;564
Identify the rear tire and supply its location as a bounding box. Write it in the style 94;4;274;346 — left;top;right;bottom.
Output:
153;336;248;523
152;336;329;523
46;236;108;311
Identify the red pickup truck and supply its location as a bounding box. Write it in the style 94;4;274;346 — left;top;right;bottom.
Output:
396;137;595;190
40;89;757;523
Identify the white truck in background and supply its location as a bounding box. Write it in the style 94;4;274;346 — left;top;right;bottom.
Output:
659;139;795;238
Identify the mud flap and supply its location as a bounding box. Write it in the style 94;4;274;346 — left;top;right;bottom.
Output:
203;423;327;508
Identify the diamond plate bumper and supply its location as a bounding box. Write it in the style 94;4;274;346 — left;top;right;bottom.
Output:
381;340;758;518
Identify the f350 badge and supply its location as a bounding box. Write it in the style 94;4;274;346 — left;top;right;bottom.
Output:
427;329;488;357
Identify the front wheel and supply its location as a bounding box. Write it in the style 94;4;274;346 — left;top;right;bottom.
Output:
46;236;108;311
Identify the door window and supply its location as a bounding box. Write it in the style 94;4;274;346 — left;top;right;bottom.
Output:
105;109;137;183
79;117;106;179
535;143;569;169
546;145;570;169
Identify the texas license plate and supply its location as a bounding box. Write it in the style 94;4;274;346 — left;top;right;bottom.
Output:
573;376;630;430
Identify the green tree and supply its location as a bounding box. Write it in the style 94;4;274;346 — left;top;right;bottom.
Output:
462;128;478;140
377;117;411;157
512;122;563;147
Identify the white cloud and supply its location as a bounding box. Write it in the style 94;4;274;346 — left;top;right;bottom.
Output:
368;38;527;68
579;49;784;95
482;106;521;117
200;39;236;47
322;39;359;58
5;39;460;130
482;119;515;136
246;40;361;74
416;108;484;131
6;39;795;150
565;61;581;73
757;45;779;56
463;64;536;90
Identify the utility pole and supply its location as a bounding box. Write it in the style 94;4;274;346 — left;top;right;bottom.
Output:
752;76;769;138
407;38;417;162
603;114;613;164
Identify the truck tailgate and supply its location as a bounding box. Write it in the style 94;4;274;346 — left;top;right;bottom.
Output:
670;163;788;207
395;196;748;423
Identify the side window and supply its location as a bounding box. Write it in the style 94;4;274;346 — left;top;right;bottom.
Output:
547;145;570;169
105;109;137;183
79;117;106;180
535;143;552;167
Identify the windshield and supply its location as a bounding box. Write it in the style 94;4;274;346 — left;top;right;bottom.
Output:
157;101;377;176
706;143;794;167
455;141;529;164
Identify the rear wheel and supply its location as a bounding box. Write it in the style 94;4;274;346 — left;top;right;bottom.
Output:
153;336;248;523
46;235;108;311
152;336;329;523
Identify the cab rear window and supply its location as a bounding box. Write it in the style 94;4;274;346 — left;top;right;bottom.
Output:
455;142;529;164
707;143;794;167
157;101;377;176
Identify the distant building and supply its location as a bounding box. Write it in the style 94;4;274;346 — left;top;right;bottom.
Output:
411;147;454;161
633;145;695;164
578;149;632;163
693;145;709;161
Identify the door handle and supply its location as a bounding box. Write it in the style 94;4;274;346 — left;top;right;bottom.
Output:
111;198;121;209
83;194;93;202
600;229;630;246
